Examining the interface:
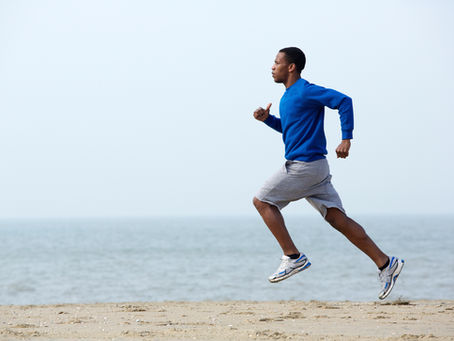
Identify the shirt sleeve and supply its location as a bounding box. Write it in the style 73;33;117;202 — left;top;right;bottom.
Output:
263;114;282;133
308;84;354;140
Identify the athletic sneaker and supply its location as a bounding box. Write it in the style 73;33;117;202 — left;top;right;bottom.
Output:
268;254;311;283
378;256;405;300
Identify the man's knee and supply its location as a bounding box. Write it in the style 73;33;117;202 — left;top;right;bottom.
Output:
325;208;347;228
253;197;269;212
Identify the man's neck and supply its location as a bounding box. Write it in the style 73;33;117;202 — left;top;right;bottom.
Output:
284;75;301;89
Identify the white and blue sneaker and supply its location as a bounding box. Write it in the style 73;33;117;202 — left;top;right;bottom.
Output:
268;254;311;283
378;256;405;300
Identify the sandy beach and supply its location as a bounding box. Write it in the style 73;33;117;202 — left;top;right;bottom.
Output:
0;300;453;340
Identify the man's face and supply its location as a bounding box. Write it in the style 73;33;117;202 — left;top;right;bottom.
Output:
271;52;290;83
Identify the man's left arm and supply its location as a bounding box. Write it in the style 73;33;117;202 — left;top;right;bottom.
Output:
309;85;354;158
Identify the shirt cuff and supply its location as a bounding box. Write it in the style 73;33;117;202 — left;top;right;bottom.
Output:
342;130;353;140
264;115;273;125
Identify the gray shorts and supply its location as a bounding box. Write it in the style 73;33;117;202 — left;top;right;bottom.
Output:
255;159;345;217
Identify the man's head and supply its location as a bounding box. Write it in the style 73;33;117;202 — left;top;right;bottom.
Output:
271;47;306;84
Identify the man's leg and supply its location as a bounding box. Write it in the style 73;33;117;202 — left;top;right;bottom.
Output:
325;207;389;268
252;197;299;255
253;196;311;283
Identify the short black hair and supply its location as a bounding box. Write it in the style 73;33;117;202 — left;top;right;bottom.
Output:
279;47;306;73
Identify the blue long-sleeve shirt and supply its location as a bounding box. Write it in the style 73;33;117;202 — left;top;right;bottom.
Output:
264;78;354;162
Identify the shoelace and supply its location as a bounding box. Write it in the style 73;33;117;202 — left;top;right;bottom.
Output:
378;268;391;284
276;256;291;272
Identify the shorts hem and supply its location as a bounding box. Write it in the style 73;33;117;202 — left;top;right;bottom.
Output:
254;196;285;211
319;204;345;218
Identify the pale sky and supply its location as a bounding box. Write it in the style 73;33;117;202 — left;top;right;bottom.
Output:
1;0;453;218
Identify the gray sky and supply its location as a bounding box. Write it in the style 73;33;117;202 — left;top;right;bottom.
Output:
1;0;453;218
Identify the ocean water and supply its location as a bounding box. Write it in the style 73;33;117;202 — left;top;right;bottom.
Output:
0;215;453;305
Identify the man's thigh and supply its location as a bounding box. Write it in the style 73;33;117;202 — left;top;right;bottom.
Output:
255;159;330;210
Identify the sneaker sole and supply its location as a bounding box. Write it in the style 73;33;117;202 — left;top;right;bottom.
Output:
269;261;311;283
379;259;405;300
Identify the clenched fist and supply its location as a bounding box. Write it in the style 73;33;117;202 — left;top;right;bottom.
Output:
336;139;351;158
253;103;272;122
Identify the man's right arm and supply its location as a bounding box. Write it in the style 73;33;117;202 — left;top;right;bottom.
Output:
253;103;282;133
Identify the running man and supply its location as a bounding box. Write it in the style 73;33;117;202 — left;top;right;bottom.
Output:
253;47;404;300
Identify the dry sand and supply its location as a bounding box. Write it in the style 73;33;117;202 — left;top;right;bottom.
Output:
0;300;453;340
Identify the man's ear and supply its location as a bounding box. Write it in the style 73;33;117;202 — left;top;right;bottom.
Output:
288;63;296;73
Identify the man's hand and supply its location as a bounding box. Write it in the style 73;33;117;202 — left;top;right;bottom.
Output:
336;139;351;158
253;103;272;122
